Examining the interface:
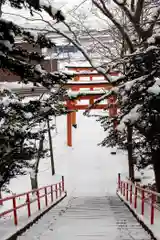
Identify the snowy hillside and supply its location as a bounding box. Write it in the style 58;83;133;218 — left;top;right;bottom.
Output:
2;110;129;197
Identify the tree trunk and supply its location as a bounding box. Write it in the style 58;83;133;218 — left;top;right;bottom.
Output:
30;172;38;191
47;118;55;175
152;149;160;193
30;136;44;192
0;1;3;17
127;125;134;181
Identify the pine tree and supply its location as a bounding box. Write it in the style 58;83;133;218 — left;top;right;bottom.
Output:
92;0;160;191
0;0;67;87
0;0;70;190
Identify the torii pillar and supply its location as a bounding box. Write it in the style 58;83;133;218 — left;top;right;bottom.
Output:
108;95;118;128
67;100;72;147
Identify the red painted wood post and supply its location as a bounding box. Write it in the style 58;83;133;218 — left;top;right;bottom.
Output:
118;173;121;191
141;189;145;215
67;100;72;147
55;184;58;199
89;75;94;105
90;75;93;91
74;74;79;91
51;185;53;202
130;184;132;204
0;190;3;206
62;176;64;192
126;183;129;201
121;181;123;195
45;187;48;207
120;181;122;194
58;182;62;197
72;111;77;127
108;95;117;118
26;193;31;217
151;193;156;225
71;100;77;128
37;189;41;210
134;185;137;209
108;96;112;117
122;182;125;196
113;95;117;116
123;182;125;196
12;196;18;225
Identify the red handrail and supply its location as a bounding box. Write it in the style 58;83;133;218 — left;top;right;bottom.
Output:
0;176;65;226
117;173;160;225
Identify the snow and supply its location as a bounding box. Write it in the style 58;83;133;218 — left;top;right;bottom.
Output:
148;83;160;95
117;105;141;132
0;110;129;239
0;40;13;51
147;36;156;44
35;64;46;75
0;95;19;107
0;109;160;239
125;79;136;91
67;80;106;84
18;195;151;240
96;67;107;74
67;89;108;98
146;45;158;52
16;111;151;240
135;165;155;186
23;112;33;119
39;0;65;19
0;82;37;89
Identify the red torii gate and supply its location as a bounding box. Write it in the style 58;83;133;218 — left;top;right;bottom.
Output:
65;66;119;147
66;83;117;147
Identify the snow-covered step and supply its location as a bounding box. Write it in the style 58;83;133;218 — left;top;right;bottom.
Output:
18;195;152;240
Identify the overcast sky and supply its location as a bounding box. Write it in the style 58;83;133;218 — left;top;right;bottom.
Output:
2;0;108;31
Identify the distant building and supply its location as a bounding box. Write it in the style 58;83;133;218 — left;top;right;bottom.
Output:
0;41;58;82
56;45;78;54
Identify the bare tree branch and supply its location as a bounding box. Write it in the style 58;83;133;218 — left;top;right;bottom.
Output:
70;13;118;61
113;0;145;40
5;10;113;82
63;21;81;45
134;0;144;24
131;0;135;12
146;7;160;38
92;0;134;53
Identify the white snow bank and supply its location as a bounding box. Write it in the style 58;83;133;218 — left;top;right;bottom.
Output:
0;82;36;89
117;105;141;132
135;165;155;186
148;83;160;95
0;110;129;238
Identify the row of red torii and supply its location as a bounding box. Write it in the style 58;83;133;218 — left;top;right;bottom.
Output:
65;66;119;147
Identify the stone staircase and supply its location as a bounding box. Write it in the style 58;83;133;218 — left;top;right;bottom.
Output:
18;195;153;240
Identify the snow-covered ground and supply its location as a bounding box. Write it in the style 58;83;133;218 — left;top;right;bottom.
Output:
16;111;154;240
0;110;129;239
0;110;159;239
